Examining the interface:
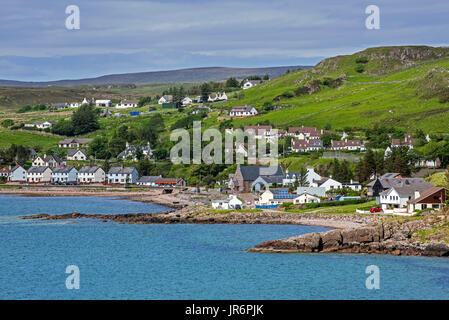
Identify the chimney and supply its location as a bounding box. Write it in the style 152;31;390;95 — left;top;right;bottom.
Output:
414;191;420;199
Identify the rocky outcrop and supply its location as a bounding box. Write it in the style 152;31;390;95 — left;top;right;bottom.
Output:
249;217;449;257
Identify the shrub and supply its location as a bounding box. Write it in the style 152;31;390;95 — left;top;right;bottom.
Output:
355;65;365;73
1;119;14;128
304;199;367;209
355;57;369;64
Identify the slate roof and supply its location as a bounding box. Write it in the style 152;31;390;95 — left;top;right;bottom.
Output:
239;165;284;181
28;166;51;174
52;165;76;174
137;176;162;183
67;149;87;157
231;106;256;112
78;166;102;174
408;187;445;204
108;167;137;175
380;181;434;197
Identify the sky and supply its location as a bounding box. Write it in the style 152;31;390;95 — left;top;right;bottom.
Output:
0;0;448;81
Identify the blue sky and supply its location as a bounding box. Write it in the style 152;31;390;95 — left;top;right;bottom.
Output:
0;0;448;81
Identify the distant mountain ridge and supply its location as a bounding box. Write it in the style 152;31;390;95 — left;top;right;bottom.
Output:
0;66;309;87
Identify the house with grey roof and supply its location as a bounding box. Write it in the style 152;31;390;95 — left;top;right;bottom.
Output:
9;165;27;182
379;180;434;209
136;176;162;186
230;164;284;192
158;95;173;104
27;166;52;183
51;165;78;183
32;155;65;168
108;167;139;184
78;166;105;184
229;105;258;117
58;138;93;148
67;149;88;161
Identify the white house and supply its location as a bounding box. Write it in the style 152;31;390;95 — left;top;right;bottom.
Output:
342;180;363;191
256;189;279;206
116;100;138;109
182;97;193;106
34;121;54;129
293;192;321;204
108;167;139;184
158;95;173;104
32;155;65;168
229;106;258;117
243;80;262;90
311;177;342;192
67;149;88;161
95;100;112;108
27;166;52;183
78;166;106;184
136;175;162;186
51;165;78;183
211;195;243;209
379;182;434;210
9;165;27;182
117;142;152;161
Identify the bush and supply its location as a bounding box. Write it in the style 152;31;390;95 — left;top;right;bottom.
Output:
1;119;14;128
355;57;369;64
355;65;365;73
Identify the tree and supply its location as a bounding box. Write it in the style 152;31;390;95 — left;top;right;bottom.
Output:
88;136;110;159
200;83;211;102
71;104;100;135
226;77;239;88
137;158;153;176
298;166;309;187
384;146;415;176
263;74;269;80
102;159;111;174
51;120;74;136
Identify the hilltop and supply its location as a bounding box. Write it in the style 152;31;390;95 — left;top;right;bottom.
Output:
0;66;305;87
224;46;449;132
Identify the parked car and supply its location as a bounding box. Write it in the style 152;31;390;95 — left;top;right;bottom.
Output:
370;207;383;213
234;204;242;210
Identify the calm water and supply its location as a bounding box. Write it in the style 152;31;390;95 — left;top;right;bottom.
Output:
1;195;449;300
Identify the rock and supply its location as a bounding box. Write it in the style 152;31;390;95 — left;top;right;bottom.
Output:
294;233;322;252
423;243;449;257
342;227;378;244
321;230;342;250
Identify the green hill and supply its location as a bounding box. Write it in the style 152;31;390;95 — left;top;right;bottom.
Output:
224;46;449;132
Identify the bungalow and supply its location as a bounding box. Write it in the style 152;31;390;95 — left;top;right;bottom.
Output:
158;95;173;104
293;192;321;204
78;166;106;184
107;167;139;184
32;155;65;168
95;100;112;108
117;142;152;161
408;187;446;212
34;121;54;129
342;180;363;192
50;103;68;109
136;175;162;186
67;149;88;161
229;106;258;117
296;187;327;198
243;80;262;90
116;100;138;109
51;165;78;183
153;178;186;187
58;138;93;148
211;195;243;209
9;165;27;182
27;166;52;183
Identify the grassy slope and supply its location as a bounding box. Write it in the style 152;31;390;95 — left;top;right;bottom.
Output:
223;47;449;132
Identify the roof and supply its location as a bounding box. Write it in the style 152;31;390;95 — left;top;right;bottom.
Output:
53;165;76;174
137;176;162;183
108;167;137;174
120;100;138;104
332;139;361;147
244;125;272;134
297;187;326;197
288;126;319;134
245;80;262;85
408;187;445;204
238;165;284;181
292;139;309;149
0;167;10;173
155;178;183;183
28;166;51;173
59;138;93;145
231;105;256;112
380;181;434;197
67;149;87;157
78;166;102;174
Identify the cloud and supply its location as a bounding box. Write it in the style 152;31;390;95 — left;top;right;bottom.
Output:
0;0;448;80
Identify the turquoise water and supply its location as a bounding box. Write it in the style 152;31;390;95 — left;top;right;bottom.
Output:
1;195;449;300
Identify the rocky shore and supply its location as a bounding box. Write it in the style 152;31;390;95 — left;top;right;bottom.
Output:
22;207;384;229
249;211;449;257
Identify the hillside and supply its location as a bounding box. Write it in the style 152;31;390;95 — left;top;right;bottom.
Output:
0;66;305;87
223;46;449;132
